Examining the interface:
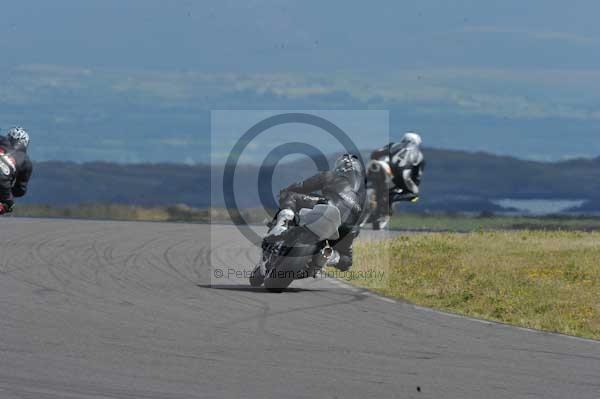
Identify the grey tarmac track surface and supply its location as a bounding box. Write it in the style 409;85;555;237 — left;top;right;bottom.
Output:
0;218;598;398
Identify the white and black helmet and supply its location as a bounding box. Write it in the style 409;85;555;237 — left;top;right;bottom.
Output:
390;132;422;157
390;132;424;168
399;132;422;148
7;127;30;150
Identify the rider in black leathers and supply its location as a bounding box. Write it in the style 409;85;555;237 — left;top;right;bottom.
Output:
266;153;366;271
0;127;33;215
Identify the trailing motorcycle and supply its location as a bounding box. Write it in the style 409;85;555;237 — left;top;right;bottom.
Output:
362;158;394;230
362;158;419;230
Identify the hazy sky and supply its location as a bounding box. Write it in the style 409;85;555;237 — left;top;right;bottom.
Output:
4;0;600;71
1;1;599;162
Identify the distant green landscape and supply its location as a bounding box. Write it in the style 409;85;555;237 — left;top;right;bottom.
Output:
4;64;600;164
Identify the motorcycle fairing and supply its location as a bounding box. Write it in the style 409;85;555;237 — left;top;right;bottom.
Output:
297;204;341;241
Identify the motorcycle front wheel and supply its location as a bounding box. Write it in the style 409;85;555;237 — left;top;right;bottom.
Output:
263;268;294;293
249;264;265;287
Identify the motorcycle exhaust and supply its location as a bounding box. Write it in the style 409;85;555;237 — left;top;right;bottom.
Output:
322;245;334;258
312;244;338;269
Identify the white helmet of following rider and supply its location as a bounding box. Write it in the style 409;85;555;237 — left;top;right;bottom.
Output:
400;132;422;148
390;132;424;168
7;127;30;150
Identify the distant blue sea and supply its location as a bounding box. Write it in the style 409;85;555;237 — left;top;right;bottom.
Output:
492;199;587;216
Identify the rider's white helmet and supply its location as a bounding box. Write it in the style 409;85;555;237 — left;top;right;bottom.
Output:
7;127;30;150
400;132;422;148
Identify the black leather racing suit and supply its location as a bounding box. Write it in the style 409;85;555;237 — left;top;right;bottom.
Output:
369;143;424;215
0;136;33;210
279;170;366;271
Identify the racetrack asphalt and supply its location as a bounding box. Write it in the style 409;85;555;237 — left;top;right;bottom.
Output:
0;218;598;398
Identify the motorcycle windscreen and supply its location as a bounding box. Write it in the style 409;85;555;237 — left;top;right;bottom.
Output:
298;204;341;241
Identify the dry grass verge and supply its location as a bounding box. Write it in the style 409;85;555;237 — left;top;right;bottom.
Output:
350;231;600;340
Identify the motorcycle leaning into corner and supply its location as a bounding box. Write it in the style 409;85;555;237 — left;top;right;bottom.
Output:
249;153;366;292
362;135;424;230
361;157;419;230
362;157;394;230
0;127;33;216
249;202;342;292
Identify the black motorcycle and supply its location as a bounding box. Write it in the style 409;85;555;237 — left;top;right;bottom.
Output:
250;204;341;292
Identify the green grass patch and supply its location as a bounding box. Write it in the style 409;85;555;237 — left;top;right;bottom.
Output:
350;231;600;340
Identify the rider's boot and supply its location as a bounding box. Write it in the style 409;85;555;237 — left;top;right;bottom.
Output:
0;200;14;216
378;215;391;229
328;249;353;271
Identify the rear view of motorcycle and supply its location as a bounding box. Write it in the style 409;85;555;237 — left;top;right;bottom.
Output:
250;204;341;292
363;158;394;230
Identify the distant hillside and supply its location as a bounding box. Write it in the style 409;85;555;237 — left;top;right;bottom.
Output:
26;161;211;207
417;148;600;212
21;149;600;213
